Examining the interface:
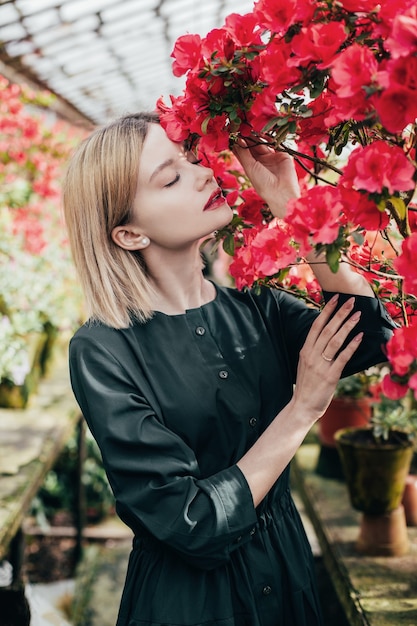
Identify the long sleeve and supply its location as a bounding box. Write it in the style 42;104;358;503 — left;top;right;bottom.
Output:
254;288;395;383
69;333;258;570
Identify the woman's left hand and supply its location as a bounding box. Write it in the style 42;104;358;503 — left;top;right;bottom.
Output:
232;136;300;219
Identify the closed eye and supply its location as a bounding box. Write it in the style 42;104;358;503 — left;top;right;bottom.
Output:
165;174;180;187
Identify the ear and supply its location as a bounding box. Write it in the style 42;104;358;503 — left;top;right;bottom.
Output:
111;225;150;251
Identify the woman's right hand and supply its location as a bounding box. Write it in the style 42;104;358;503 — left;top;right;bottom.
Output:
291;294;364;423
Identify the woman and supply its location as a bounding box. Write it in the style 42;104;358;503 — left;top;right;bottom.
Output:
63;112;394;626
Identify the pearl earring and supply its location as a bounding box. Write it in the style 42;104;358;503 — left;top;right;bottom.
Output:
141;236;149;246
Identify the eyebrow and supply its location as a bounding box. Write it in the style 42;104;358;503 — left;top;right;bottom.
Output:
149;158;174;182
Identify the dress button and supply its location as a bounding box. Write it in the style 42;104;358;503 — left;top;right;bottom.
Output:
262;585;272;596
249;417;257;427
219;370;229;379
195;326;206;336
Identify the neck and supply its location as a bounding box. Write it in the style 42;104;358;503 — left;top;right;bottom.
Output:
143;246;216;315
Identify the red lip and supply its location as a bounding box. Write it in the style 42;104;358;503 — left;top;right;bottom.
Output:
204;188;224;211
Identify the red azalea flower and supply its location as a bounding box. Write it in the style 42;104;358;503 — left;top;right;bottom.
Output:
156;95;193;142
374;85;417;134
330;43;378;99
229;228;261;289
246;88;280;134
339;187;389;231
259;38;300;94
394;234;417;297
297;92;332;145
381;373;409;400
385;325;417;377
223;12;263;47
341;141;415;195
237;188;267;226
385;5;417;59
339;0;380;10
253;0;299;34
171;34;202;77
201;28;236;62
288;22;347;69
286;186;343;250
251;223;297;276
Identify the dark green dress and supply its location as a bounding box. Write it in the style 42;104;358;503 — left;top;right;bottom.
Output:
69;284;394;626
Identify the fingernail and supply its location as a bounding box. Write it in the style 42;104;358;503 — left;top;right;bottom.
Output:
354;332;364;342
329;294;339;304
351;311;361;322
345;297;355;308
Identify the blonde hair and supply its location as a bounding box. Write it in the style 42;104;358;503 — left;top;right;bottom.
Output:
63;112;159;328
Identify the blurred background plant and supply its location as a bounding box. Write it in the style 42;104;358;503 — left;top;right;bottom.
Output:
0;75;85;403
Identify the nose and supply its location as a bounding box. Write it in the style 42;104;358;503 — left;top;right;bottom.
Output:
196;164;214;190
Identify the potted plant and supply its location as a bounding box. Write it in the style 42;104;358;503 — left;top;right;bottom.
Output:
335;391;417;556
316;369;380;479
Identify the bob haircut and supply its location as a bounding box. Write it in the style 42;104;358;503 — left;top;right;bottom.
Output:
63;112;160;329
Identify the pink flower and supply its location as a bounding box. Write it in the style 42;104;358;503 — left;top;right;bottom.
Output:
289;22;347;69
171;34;202;77
385;5;417;59
339;187;389;231
237;188;267;226
381;373;409;400
385;326;417;377
250;223;296;275
253;0;299;34
374;86;417;134
156;95;193;142
286;186;343;250
259;38;300;94
394;234;417;297
330;43;378;98
223;12;263;47
342;141;415;195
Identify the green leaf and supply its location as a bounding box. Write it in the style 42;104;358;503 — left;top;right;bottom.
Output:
325;245;340;273
222;234;236;256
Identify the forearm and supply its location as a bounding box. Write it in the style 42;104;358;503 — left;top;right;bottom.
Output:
306;250;374;297
237;398;313;507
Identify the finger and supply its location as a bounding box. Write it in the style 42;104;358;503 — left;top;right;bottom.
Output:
332;331;364;371
309;296;356;352
319;309;362;361
302;294;341;350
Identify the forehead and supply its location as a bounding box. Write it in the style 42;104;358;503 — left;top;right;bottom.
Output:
139;124;183;174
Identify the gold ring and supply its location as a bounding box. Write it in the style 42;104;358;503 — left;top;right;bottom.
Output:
321;352;333;362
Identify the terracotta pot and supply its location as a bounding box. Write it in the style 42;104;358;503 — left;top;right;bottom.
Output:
402;474;417;527
319;396;372;447
316;397;372;480
357;505;409;557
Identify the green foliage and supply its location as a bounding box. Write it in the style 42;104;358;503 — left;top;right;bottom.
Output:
31;430;114;525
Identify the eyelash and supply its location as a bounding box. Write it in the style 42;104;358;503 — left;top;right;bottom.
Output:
164;159;203;187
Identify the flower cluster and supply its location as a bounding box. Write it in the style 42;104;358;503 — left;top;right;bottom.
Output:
158;0;417;403
0;76;85;385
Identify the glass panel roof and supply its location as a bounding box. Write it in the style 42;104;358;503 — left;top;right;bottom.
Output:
0;0;255;125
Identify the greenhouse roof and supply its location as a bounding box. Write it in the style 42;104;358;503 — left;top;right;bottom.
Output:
0;0;255;127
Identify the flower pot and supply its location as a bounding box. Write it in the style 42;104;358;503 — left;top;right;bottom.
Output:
357;505;410;557
335;427;414;556
316;397;372;480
